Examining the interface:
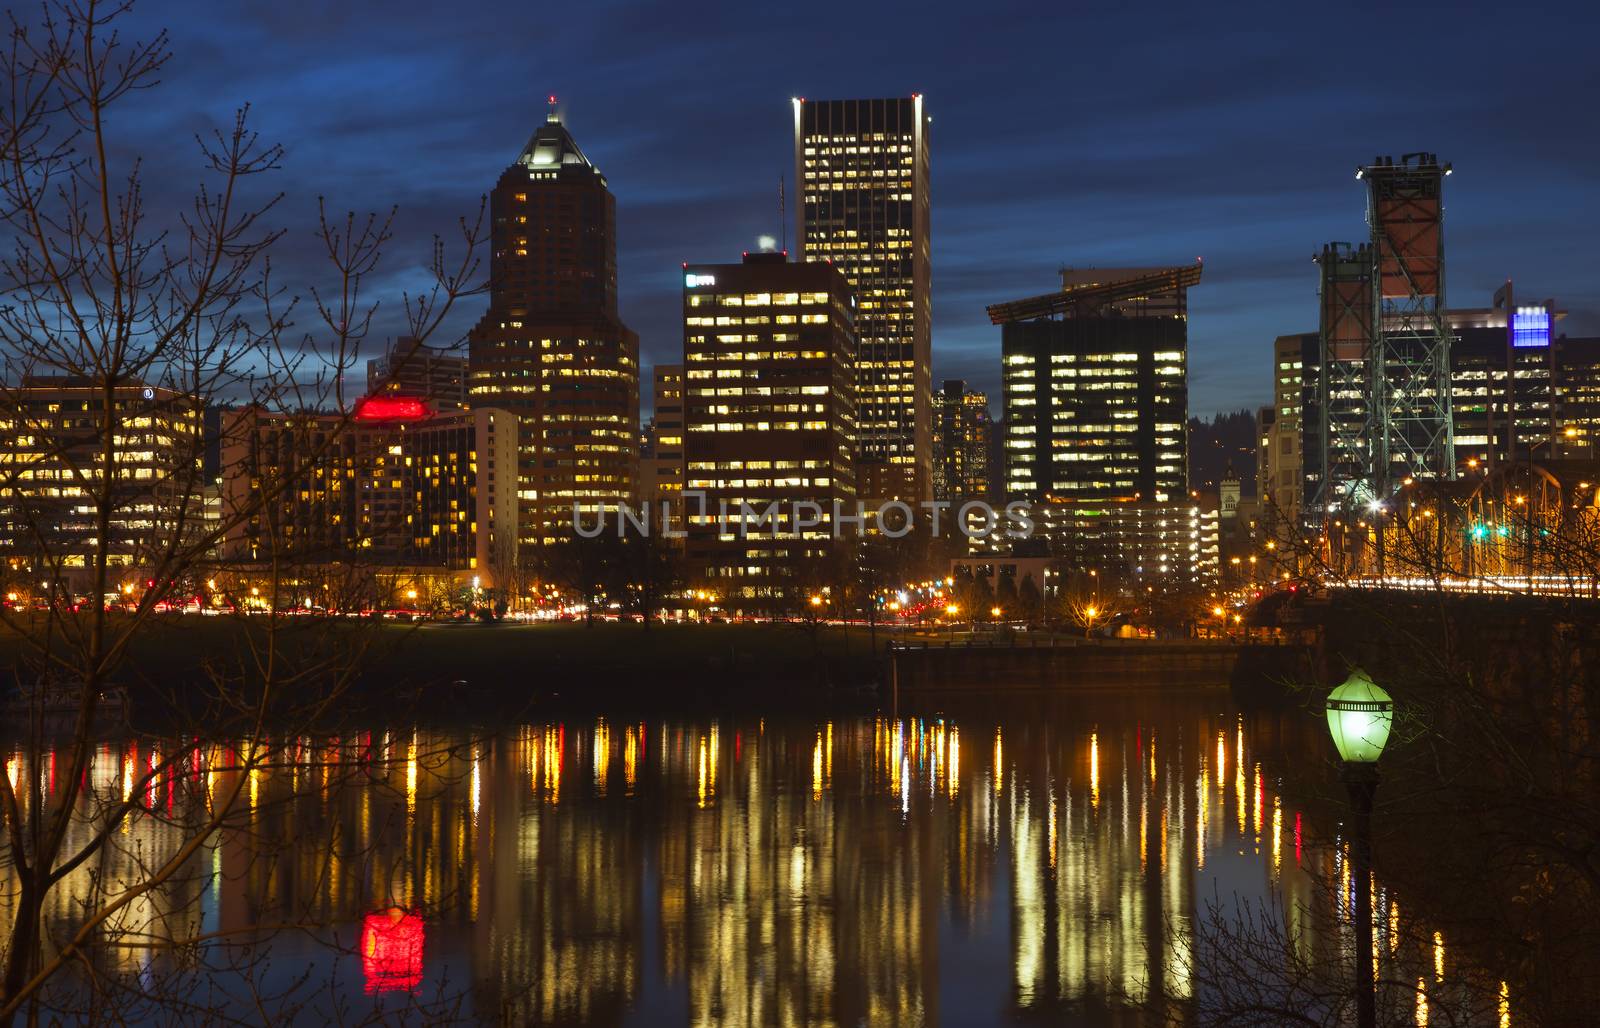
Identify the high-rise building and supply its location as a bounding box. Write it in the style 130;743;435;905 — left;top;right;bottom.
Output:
640;363;684;525
995;266;1197;505
1266;333;1315;526
220;400;517;589
0;377;204;589
931;380;990;501
468;102;638;548
993;267;1201;585
367;336;467;409
1029;502;1219;587
1255;405;1277;516
681;253;856;611
793;96;931;503
1447;289;1558;465
1556;334;1600;456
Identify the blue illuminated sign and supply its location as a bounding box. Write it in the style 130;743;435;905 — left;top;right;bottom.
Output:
1512;307;1551;348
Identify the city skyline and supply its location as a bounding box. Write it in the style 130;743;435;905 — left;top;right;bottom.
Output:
105;1;1598;419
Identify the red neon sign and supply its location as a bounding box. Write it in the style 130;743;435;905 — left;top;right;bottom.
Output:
361;908;424;993
353;396;430;423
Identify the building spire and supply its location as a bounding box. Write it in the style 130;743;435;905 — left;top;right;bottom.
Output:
546;94;560;123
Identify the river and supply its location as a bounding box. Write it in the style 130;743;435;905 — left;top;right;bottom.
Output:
0;697;1512;1025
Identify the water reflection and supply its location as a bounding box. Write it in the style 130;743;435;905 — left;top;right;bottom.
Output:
0;704;1507;1024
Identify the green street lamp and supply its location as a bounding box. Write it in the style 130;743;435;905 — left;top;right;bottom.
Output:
1325;667;1393;1028
1325;668;1394;764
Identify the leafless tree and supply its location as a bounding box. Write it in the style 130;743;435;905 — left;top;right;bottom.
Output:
0;2;486;1021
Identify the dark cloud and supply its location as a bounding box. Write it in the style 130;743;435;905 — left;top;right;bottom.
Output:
95;0;1600;418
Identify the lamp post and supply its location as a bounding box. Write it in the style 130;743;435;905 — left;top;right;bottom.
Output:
1325;668;1394;1028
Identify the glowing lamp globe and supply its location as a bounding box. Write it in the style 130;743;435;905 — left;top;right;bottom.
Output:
1324;668;1393;764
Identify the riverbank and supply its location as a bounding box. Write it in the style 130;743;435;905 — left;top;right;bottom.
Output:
0;617;898;724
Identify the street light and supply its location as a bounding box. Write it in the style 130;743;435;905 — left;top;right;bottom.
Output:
1325;667;1394;1028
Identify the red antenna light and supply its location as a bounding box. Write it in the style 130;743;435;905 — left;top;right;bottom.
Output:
547;94;558;105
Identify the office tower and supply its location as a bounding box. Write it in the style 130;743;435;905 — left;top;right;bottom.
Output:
1255;406;1276;516
468;101;639;548
931;380;991;501
220;401;517;589
1556;333;1600;456
640;363;684;526
0;377;204;590
1447;286;1558;465
793;96;931;503
367;336;467;409
995;266;1197;504
1028;502;1219;586
681;253;856;611
1267;333;1316;526
992;266;1202;585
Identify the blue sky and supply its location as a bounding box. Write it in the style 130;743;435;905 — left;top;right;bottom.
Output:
117;0;1598;415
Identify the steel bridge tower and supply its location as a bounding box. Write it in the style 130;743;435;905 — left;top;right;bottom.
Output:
1361;153;1456;498
1314;241;1376;519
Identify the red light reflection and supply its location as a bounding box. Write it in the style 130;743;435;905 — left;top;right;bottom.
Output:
361;908;424;993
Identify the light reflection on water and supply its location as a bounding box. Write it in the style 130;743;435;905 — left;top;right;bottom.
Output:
0;702;1501;1025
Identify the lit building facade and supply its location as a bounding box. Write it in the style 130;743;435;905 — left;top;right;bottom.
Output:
367;336;467;410
0;377;204;588
220;401;517;589
1556;334;1600;456
793;96;931;503
1446;286;1558;465
681;253;856;611
1265;333;1315;527
932;380;991;502
999;269;1193;505
468;103;638;548
1030;501;1219;588
640;363;685;528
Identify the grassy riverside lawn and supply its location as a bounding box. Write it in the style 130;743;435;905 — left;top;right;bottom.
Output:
0;616;908;720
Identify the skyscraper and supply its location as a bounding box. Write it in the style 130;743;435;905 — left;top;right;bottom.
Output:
932;380;991;502
367;336;467;410
996;266;1197;504
0;377;204;589
468;101;638;548
681;253;856;612
640;363;684;527
793;96;931;503
219;403;518;590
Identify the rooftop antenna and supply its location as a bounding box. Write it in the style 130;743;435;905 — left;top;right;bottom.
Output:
546;93;560;123
779;175;786;254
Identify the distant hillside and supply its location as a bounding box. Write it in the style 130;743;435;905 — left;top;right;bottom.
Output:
1189;410;1256;495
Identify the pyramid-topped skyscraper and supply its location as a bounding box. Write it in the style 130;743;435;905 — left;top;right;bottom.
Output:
468;99;638;549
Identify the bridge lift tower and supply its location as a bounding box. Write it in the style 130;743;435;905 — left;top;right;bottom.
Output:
1314;241;1376;519
1317;154;1457;529
1360;153;1456;499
